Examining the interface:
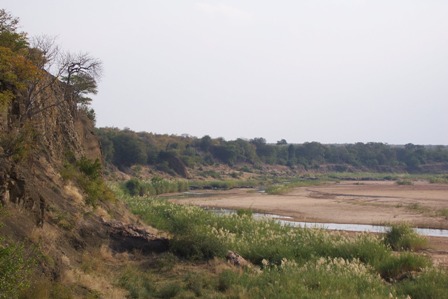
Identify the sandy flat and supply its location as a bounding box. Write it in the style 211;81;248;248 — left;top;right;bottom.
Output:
172;181;448;229
170;181;448;266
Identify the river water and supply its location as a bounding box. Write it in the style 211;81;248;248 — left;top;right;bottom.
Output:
208;208;448;238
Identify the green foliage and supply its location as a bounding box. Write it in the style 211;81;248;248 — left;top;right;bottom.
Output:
0;10;40;116
437;208;448;219
378;253;431;281
384;224;428;251
0;239;34;298
61;156;115;205
189;179;257;190
396;179;413;186
77;157;101;179
236;208;253;217
428;175;448;184
265;179;323;195
114;187;448;298
122;177;189;197
170;226;226;260
124;178;145;196
112;132;147;168
97;127;448;175
19;280;74;299
217;270;237;292
0;124;37;161
396;268;448;299
118;267;155;299
157;283;181;299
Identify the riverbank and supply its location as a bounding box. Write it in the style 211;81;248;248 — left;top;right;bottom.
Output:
169;180;448;267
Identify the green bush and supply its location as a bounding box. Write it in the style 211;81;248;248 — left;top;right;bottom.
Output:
122;178;189;197
236;208;253;217
170;227;226;260
437;208;448;219
118;267;155;299
378;253;430;281
384;224;428;251
124;178;146;196
396;179;413;186
115;188;448;298
157;283;181;299
396;268;448;299
428;175;448;184
61;156;115;206
0;239;34;298
217;270;237;292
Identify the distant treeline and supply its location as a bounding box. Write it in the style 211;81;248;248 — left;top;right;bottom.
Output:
96;128;448;175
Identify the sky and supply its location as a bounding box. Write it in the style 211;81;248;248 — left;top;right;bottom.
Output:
3;1;448;144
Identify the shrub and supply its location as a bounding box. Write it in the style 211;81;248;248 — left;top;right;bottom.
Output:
157;283;181;299
378;253;430;281
123;178;188;197
437;208;448;219
77;157;101;179
61;156;115;206
217;270;237;292
396;179;413;186
0;239;34;298
124;178;146;196
118;267;155;299
428;175;448;184
170;228;226;260
396;268;448;299
116;188;448;298
185;273;209;297
236;208;253;217
384;224;428;251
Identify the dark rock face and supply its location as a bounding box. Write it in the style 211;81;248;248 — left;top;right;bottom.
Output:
104;220;169;254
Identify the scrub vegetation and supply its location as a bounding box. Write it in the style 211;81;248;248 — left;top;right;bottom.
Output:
97;128;448;174
113;186;448;298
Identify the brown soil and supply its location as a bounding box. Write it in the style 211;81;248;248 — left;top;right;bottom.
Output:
171;180;448;267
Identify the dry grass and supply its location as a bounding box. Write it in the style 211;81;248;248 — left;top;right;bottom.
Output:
63;268;127;299
63;182;84;204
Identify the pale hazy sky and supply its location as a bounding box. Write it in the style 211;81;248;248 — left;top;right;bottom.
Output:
3;1;448;144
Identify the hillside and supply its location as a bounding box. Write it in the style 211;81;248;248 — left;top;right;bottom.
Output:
0;10;169;298
96;127;448;179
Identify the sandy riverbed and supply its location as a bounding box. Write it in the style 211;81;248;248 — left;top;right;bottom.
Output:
170;180;448;267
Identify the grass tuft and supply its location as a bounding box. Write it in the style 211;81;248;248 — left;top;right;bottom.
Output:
384;223;428;251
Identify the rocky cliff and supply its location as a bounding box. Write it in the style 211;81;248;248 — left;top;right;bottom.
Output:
0;73;166;297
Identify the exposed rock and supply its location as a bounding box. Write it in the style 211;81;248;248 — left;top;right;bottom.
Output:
104;220;169;254
226;250;250;268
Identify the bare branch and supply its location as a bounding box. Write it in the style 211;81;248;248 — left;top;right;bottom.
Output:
0;9;19;33
30;35;60;71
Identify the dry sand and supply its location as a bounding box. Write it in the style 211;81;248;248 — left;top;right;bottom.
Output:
170;180;448;267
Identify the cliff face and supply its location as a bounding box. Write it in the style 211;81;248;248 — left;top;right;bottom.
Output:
0;73;100;221
0;76;106;279
0;73;167;297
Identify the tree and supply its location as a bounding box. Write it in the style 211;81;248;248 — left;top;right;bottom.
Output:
0;9;19;32
111;132;147;168
277;139;287;145
0;10;39;112
199;135;213;152
287;144;296;165
19;37;103;121
0;9;27;52
0;46;41;112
